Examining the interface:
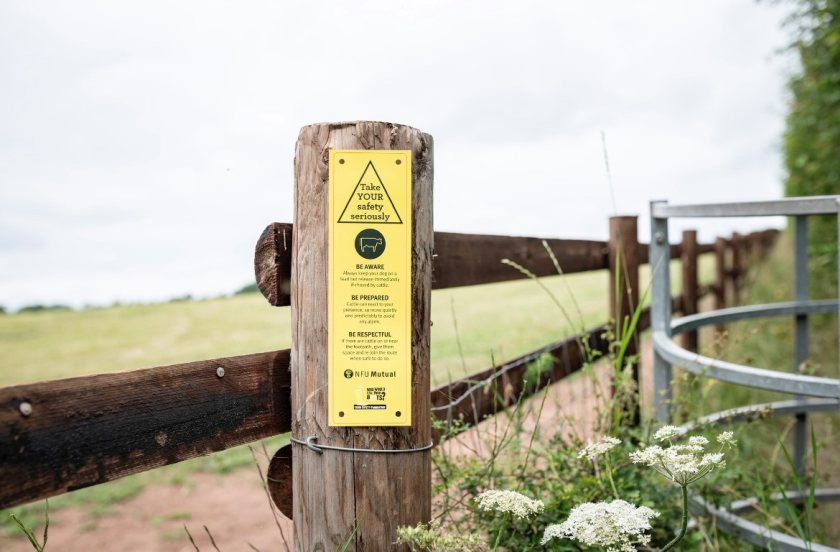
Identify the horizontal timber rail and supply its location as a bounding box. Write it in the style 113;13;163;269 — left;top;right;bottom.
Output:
255;222;760;306
0;351;291;509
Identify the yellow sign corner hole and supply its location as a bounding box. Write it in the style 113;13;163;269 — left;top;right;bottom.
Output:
328;150;412;427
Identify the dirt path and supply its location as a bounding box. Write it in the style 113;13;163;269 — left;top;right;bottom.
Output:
1;344;653;551
0;470;293;552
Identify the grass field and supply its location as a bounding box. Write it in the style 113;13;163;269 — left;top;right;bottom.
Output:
0;258;712;388
0;254;713;536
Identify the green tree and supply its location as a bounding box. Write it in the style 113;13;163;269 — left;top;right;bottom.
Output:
783;0;840;295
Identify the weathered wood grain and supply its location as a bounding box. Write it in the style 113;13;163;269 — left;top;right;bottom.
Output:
0;350;291;509
697;243;715;255
714;236;728;330
268;443;293;519
255;224;608;306
254;225;750;308
609;216;641;423
681;230;699;351
433;232;607;288
732;232;743;303
255;222;293;307
291;121;433;551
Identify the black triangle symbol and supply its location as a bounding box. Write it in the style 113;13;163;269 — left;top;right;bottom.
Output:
337;161;403;224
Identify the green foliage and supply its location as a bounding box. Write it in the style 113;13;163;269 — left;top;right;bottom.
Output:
397;521;486;551
426;238;837;550
16;304;71;314
235;282;259;295
429;244;709;550
9;500;48;551
523;352;554;393
783;0;840;295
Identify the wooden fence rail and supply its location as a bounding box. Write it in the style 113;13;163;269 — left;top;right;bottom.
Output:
1;223;778;515
0;351;291;508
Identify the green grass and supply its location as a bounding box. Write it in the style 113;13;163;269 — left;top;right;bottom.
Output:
0;252;715;538
0;256;714;388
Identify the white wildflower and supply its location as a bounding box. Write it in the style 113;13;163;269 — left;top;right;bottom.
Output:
577;436;622;461
629;445;665;465
475;489;544;519
688;436;709;447
700;452;725;468
631;433;727;485
672;443;704;454
717;431;737;447
652;425;681;442
541;499;659;552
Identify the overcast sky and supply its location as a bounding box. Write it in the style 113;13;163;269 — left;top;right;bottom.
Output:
0;1;796;310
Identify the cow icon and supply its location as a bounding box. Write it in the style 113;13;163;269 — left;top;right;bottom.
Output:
354;229;386;259
359;237;382;253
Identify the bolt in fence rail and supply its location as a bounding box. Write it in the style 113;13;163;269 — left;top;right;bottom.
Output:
650;196;840;552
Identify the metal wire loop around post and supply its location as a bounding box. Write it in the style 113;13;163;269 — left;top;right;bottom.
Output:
290;435;434;455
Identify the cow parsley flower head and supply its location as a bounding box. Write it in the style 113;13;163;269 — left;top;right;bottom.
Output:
475;489;544;519
717;431;737;448
652;425;681;442
700;452;725;468
577;436;622;461
631;432;729;485
541;499;660;552
688;436;709;447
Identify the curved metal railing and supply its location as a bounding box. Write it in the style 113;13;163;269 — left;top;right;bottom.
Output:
650;197;840;551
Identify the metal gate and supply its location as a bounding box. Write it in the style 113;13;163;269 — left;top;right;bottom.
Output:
649;197;840;551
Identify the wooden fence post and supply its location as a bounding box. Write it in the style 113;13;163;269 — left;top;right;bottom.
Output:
608;215;640;420
608;216;640;332
608;215;640;340
681;230;699;351
291;122;433;550
731;232;742;304
714;237;727;334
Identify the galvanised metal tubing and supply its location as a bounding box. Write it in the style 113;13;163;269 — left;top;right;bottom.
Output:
652;331;840;398
651;195;840;218
688;495;839;552
647;196;840;551
835;198;840;383
728;489;840;514
671;300;838;335
650;200;672;423
793;215;809;476
674;398;839;434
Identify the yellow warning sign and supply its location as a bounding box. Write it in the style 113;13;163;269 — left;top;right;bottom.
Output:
328;150;412;427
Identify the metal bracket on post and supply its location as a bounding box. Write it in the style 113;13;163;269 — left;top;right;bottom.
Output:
650;200;672;423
